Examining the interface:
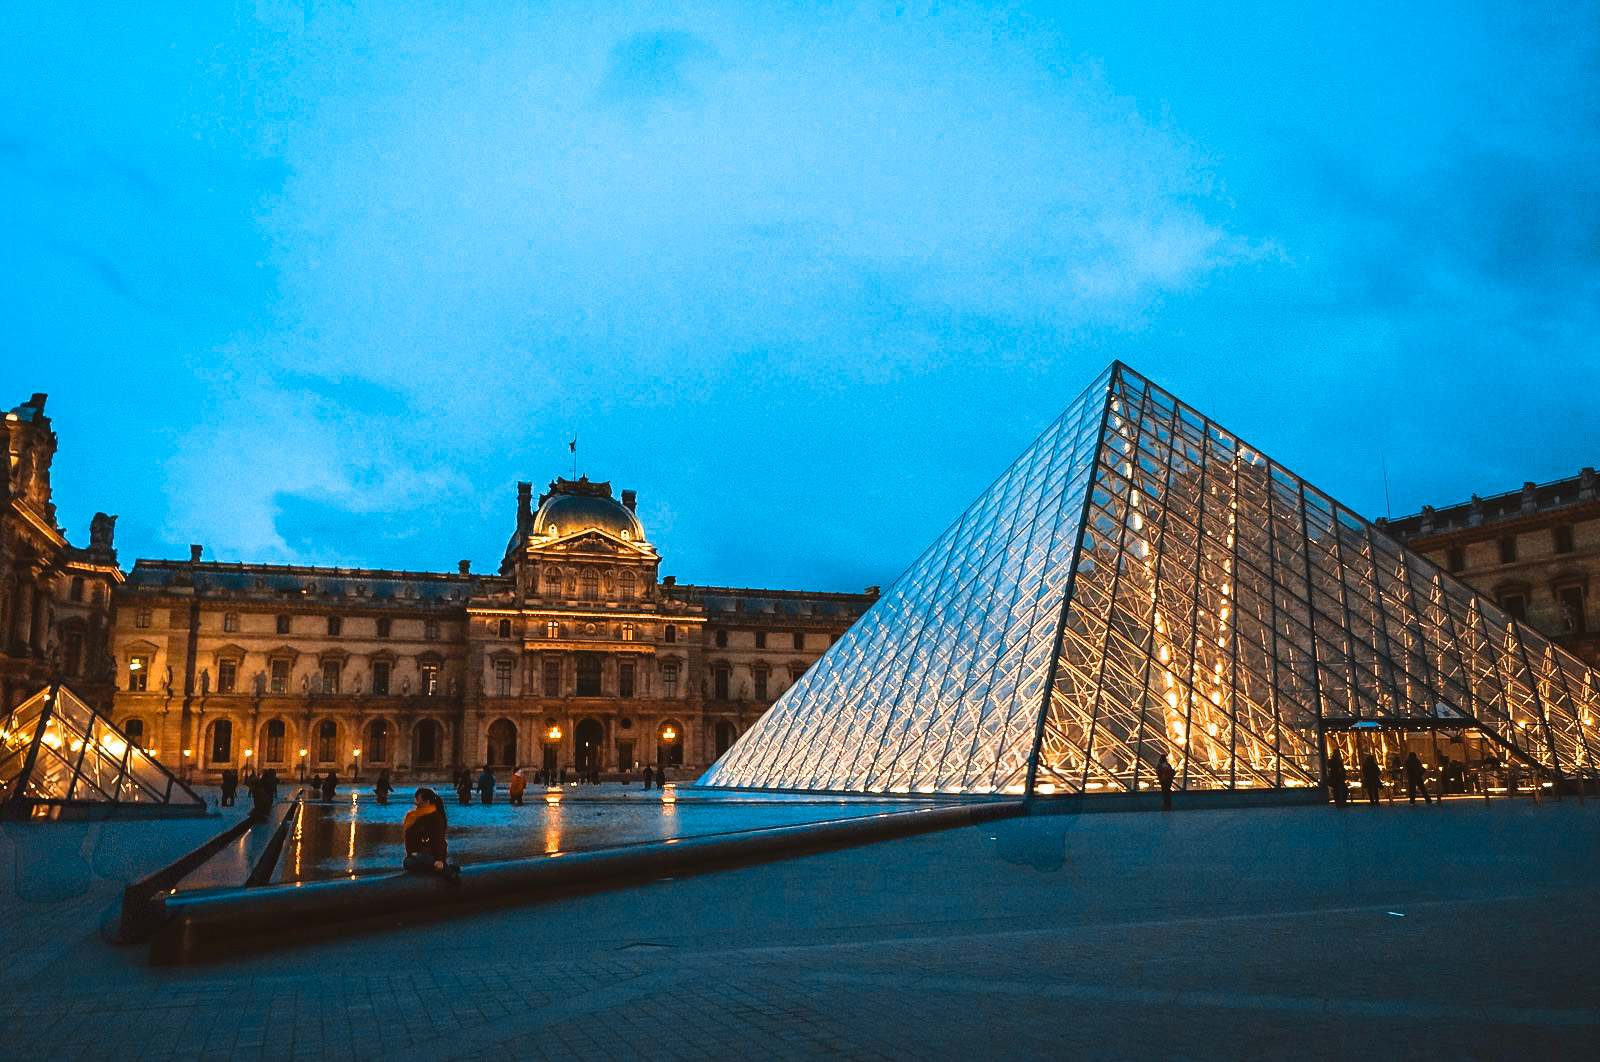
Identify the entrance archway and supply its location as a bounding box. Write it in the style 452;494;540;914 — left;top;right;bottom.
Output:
486;718;517;768
657;719;684;768
714;720;736;758
576;718;604;774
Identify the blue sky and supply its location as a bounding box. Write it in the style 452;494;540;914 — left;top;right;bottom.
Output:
4;1;1597;591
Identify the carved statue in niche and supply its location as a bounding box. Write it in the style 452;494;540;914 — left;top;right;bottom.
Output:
163;665;173;694
199;668;210;695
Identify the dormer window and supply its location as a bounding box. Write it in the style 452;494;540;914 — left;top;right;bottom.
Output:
621;529;631;541
548;525;559;538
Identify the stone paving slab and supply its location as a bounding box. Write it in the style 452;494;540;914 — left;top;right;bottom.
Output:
3;800;1598;1059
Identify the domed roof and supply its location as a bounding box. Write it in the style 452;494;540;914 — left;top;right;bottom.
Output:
533;480;645;542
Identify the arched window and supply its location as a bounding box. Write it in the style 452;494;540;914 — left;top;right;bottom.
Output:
124;718;146;750
581;569;599;600
621;622;635;642
414;719;443;766
209;719;234;764
317;720;338;764
365;719;391;763
619;571;637;599
265;719;287;763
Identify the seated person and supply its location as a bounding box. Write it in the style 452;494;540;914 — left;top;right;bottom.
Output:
402;787;460;883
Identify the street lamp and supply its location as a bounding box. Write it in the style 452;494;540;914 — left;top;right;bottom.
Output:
182;748;193;784
298;747;309;782
352;746;362;783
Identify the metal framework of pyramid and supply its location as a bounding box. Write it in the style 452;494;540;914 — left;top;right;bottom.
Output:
0;684;205;817
702;362;1600;796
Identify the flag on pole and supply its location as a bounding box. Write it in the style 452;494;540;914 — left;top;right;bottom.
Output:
569;438;577;453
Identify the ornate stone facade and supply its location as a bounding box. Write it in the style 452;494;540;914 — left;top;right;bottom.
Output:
1379;468;1600;668
1;394;122;715
109;476;877;781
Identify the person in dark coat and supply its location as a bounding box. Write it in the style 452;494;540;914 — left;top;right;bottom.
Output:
261;768;279;805
454;768;473;806
320;769;337;803
1327;749;1349;808
219;768;239;807
402;787;460;883
248;773;274;819
1359;754;1382;805
1155;752;1176;811
643;765;654;790
1403;752;1432;804
477;766;495;805
375;768;393;805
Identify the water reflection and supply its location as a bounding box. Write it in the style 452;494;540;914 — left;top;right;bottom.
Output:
276;792;913;884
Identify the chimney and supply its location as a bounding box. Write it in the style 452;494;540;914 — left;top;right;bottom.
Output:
458;559;471;576
662;575;676;587
517;481;532;523
621;489;637;513
189;544;203;564
1580;467;1597;501
1521;482;1537;513
27;393;47;413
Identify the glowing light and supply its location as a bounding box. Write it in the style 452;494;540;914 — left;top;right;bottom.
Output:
1206;722;1219;738
544;785;563;805
661;727;678;743
661;783;678;804
545;726;562;742
243;748;253;759
1164;690;1179;710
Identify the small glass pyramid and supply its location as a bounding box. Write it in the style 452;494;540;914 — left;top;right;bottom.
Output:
702;363;1600;795
0;684;205;817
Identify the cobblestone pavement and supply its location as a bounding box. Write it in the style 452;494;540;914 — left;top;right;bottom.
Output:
3;799;1597;1060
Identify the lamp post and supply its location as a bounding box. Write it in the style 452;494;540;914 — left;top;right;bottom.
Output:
298;747;308;782
544;725;562;784
182;748;193;783
352;746;362;783
243;746;254;783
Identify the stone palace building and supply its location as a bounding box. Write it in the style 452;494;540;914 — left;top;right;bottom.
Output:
7;388;1597;783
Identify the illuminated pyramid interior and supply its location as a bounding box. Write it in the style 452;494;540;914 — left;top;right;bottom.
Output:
0;684;205;816
702;363;1600;796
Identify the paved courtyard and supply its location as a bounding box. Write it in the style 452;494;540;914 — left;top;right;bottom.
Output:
2;797;1597;1060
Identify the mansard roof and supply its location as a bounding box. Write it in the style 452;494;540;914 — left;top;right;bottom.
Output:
124;559;482;605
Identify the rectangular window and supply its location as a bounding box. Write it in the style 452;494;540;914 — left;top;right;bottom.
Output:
714;629;727;648
127;656;149;692
575;653;601;696
1499;536;1517;564
70;577;84;602
754;668;769;700
425;619;440;641
377;617;391;638
328;615;342;636
372;660;391;695
1500;593;1528;621
276;614;291;635
420;663;440;696
495;658;513;696
619;661;636;699
622;622;635;641
1554;525;1575;554
223;612;239;633
789;665;805;683
1445;547;1465;573
218;659;237;694
499;618;513;638
755;630;767;649
714;665;730;701
321;660;341;694
270;659;291;693
1558;585;1587;634
662;663;679;699
792;631;804;651
665;624;676;643
136;608;152;629
547;620;561;639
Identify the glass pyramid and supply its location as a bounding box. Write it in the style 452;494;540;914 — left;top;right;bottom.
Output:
0;684;205;817
702;362;1600;796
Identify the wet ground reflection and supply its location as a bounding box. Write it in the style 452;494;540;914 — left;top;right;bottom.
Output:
278;787;917;883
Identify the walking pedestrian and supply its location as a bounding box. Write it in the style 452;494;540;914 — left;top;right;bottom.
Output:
375;768;393;806
643;765;654;790
1155;752;1176;812
509;767;527;806
320;769;337;803
402;787;461;883
477;765;495;805
1360;754;1382;805
1327;749;1349;808
1403;752;1432;805
219;767;239;807
248;772;274;819
454;767;473;806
